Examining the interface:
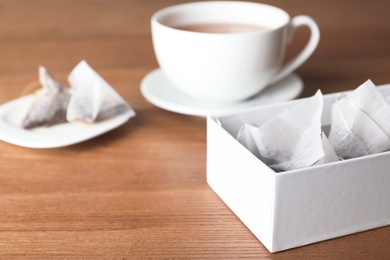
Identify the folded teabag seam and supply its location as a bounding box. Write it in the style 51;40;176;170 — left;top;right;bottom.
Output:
22;61;135;129
328;79;390;159
238;90;339;172
315;131;340;166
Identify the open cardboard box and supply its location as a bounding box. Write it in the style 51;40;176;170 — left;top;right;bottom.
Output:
207;84;390;253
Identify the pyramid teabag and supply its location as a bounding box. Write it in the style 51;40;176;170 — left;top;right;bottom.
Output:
67;60;135;123
328;80;390;159
22;66;70;129
238;90;338;172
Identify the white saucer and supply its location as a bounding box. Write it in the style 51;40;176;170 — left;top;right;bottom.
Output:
0;95;135;148
141;69;303;116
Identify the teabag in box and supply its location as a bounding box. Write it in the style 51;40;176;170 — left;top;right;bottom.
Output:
206;85;390;253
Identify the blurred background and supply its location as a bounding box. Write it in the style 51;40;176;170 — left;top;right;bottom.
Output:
0;0;389;103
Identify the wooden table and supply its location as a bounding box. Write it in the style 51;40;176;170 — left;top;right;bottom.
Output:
0;0;389;259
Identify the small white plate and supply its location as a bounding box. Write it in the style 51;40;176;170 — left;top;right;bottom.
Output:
0;95;135;148
141;69;303;116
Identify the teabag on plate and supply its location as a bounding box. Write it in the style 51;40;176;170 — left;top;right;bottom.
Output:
238;90;338;172
328;80;390;159
67;60;135;123
22;66;70;129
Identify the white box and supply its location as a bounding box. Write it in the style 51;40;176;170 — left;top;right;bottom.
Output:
207;85;390;253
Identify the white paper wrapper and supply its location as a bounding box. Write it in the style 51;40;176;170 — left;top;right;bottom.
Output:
67;60;135;123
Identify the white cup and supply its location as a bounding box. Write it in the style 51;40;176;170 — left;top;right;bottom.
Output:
152;1;320;103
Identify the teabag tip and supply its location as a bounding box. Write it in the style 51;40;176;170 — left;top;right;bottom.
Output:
66;60;135;123
21;66;70;129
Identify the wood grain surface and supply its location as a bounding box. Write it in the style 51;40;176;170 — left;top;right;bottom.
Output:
0;0;389;259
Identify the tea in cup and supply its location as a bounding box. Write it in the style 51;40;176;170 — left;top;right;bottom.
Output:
152;1;320;103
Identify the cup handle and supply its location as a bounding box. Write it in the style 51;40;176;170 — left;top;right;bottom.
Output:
269;15;320;85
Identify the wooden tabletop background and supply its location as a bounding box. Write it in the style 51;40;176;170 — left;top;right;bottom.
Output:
0;0;389;259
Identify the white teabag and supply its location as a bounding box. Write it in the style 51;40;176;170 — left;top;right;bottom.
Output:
238;90;338;172
67;60;135;123
22;66;70;129
328;80;390;159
